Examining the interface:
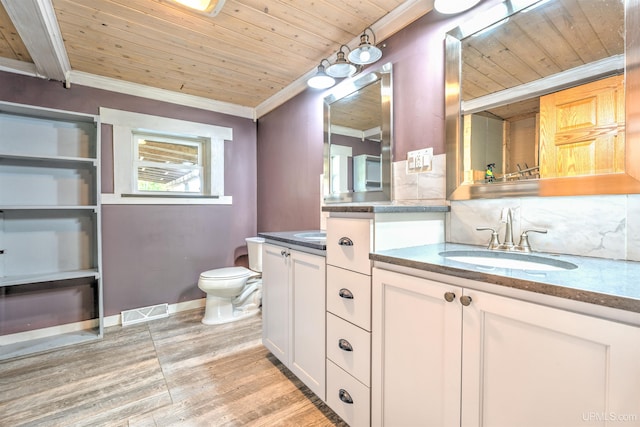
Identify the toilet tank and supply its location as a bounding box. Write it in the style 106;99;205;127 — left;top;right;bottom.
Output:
245;237;265;272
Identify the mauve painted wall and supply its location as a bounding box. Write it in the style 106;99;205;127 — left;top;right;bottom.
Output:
257;89;324;232
0;71;257;332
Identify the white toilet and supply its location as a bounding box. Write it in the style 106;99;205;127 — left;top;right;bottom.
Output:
197;237;264;325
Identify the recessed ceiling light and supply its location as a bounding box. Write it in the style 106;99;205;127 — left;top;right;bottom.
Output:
170;0;226;16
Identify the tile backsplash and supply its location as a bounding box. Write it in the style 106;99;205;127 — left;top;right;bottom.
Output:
447;195;639;261
392;154;640;262
393;154;446;202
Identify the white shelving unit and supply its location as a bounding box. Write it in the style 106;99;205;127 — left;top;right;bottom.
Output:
0;101;102;360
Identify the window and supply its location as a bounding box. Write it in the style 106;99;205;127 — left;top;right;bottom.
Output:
133;132;207;194
100;108;232;205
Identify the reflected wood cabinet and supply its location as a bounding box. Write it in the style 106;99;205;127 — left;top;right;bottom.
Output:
540;75;625;178
372;267;640;427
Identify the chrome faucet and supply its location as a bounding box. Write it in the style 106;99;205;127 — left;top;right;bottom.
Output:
477;207;547;252
514;229;548;252
498;207;515;250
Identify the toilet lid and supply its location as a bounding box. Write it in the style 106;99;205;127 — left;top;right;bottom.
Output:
200;266;253;280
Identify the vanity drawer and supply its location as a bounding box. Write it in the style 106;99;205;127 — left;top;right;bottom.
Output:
327;265;371;331
326;217;372;275
327;312;371;386
326;360;371;427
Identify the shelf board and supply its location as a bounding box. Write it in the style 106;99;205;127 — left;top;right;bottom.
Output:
0;270;100;287
0;101;98;123
0;205;98;211
0;329;102;361
0;152;97;165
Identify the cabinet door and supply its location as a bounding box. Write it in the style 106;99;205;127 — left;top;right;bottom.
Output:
462;289;640;427
261;243;289;363
372;268;463;427
290;250;326;400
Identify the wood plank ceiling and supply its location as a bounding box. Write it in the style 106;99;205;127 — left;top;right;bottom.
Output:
0;0;429;116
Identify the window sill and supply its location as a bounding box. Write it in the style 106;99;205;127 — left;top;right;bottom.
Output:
101;193;232;205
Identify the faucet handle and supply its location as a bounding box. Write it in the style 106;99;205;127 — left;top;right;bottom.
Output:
477;227;501;250
517;229;548;252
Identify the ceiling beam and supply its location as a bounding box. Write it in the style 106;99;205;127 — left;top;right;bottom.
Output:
1;0;71;86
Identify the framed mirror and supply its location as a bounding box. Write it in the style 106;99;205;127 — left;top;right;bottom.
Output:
445;0;640;200
323;62;392;203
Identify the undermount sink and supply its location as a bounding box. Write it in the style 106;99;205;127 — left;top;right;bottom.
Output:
294;232;327;241
439;250;578;271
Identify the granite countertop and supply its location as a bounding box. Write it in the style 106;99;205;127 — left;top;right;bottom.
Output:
322;204;450;213
370;243;640;314
258;230;326;251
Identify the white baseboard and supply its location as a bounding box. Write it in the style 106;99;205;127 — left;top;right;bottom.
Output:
0;299;206;346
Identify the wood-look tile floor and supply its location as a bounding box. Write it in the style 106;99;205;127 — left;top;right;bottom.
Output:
0;309;348;427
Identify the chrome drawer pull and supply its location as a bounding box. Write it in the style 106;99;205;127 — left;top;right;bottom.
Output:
339;389;354;404
338;288;354;299
338;237;354;246
338;338;353;352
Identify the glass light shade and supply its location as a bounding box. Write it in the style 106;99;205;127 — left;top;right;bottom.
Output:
348;34;383;65
308;64;336;89
434;0;481;14
326;51;357;78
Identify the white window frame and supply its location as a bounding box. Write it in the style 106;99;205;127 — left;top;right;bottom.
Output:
100;108;232;205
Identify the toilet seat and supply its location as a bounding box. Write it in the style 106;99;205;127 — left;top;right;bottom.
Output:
200;266;253;280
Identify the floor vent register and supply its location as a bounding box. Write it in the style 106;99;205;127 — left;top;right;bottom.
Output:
121;303;169;326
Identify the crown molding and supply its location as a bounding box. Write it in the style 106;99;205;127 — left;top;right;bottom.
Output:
0;57;41;77
70;71;255;119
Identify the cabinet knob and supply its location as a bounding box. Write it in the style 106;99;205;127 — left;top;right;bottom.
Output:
338;237;354;246
338;288;354;299
460;295;473;306
338;338;353;352
444;292;456;302
339;389;354;404
280;250;289;257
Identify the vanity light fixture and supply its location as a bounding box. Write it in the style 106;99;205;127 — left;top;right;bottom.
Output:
348;27;383;65
307;59;336;89
326;45;358;78
170;0;226;16
434;0;481;14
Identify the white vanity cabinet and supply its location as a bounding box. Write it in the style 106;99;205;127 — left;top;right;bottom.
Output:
261;242;326;400
0;102;102;360
372;267;640;427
